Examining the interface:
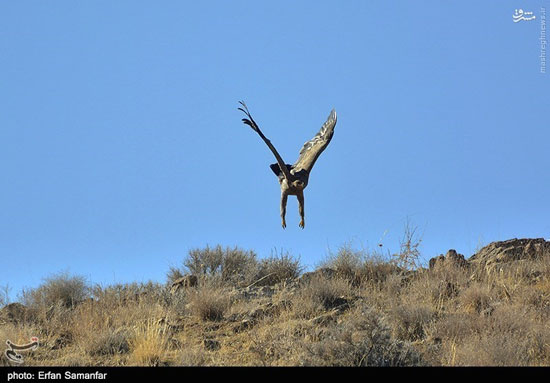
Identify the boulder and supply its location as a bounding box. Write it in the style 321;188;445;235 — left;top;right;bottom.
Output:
429;249;468;270
469;238;550;265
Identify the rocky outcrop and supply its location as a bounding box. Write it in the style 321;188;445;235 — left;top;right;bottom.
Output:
469;238;550;265
429;249;468;270
428;238;550;270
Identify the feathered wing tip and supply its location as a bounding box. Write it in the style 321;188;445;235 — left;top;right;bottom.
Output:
298;108;337;157
328;109;337;125
323;108;337;137
323;109;337;134
238;100;259;132
238;101;292;182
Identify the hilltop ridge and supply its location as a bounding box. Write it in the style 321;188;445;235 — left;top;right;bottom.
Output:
2;238;550;366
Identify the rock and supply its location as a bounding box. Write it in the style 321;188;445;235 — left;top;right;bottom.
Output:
429;249;468;270
170;275;198;293
469;238;550;265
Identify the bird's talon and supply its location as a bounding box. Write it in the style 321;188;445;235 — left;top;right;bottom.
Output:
299;220;305;229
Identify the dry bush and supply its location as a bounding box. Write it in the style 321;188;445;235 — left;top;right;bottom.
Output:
448;309;550;368
300;304;423;366
459;283;495;315
321;245;365;283
68;283;170;366
392;219;423;271
246;320;310;366
321;246;400;288
426;312;482;343
361;256;401;285
389;303;435;341
19;300;75;343
517;278;550;319
408;263;469;311
452;333;529;366
254;251;303;286
187;281;230;321
83;327;130;357
20;272;90;310
292;276;352;319
179;348;211;366
180;245;259;286
91;281;171;305
1;284;11;306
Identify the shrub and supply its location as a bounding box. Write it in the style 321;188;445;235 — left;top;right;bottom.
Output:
427;312;481;343
180;245;258;286
301;305;423;366
20;272;90;309
253;251;303;286
180;348;210;366
0;284;11;307
321;245;365;282
292;275;352;318
389;304;435;341
187;281;230;321
452;332;531;366
362;256;401;285
459;284;494;315
90;281;170;307
322;246;399;286
392;219;423;271
84;327;130;356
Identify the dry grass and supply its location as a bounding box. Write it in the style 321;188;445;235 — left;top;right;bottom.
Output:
3;245;550;366
128;320;171;366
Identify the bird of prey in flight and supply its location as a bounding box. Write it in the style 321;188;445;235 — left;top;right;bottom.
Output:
238;101;337;229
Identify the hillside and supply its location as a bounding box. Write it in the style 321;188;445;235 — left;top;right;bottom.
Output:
2;238;550;366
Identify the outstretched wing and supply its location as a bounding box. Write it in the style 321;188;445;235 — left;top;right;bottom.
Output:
293;109;337;174
238;101;292;182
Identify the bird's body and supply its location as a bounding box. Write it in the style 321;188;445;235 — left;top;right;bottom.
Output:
270;164;308;193
238;101;337;229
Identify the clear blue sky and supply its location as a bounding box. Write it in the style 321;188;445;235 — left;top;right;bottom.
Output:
1;1;548;298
